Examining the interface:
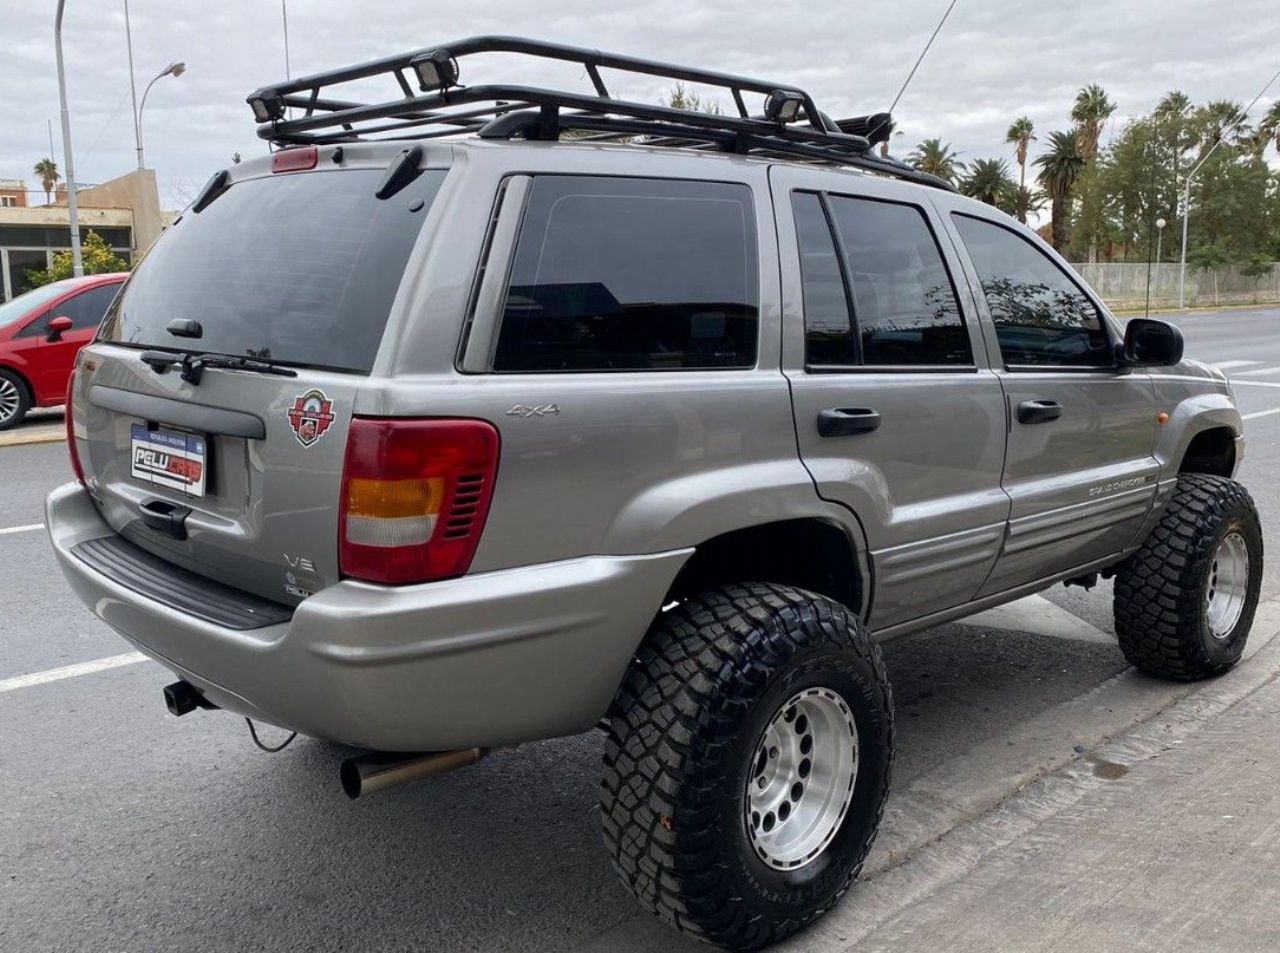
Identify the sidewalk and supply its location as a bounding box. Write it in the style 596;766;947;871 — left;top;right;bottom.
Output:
851;668;1280;952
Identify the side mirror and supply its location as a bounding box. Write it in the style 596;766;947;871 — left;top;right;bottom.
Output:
46;315;74;342
1122;318;1183;367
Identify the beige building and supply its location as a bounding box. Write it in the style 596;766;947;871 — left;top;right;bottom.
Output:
0;168;172;302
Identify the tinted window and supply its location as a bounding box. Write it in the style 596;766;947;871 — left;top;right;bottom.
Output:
99;169;446;373
494;176;757;371
57;284;121;330
827;195;970;366
952;214;1111;367
792;192;857;366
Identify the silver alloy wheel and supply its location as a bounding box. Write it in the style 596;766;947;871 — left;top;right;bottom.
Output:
1206;531;1250;639
0;376;20;425
745;687;858;871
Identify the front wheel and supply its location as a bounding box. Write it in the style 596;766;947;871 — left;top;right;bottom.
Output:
0;368;30;431
1114;474;1263;681
601;583;893;951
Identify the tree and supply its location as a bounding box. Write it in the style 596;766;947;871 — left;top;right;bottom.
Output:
1195;100;1250;149
666;82;722;115
1071;84;1116;162
1005;116;1036;196
23;230;130;288
1007;185;1045;225
1070;85;1117;261
1035;130;1085;253
961;158;1015;207
1187;238;1232;305
33;157;59;204
907;138;963;184
1254;99;1280;155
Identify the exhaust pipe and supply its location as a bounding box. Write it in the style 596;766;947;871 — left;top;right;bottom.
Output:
163;680;218;717
340;747;485;799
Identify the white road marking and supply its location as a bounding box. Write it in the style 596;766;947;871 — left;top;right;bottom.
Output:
1226;380;1280;389
0;523;43;536
959;594;1114;644
1215;360;1262;369
0;652;148;694
1232;365;1280;376
1243;407;1280;421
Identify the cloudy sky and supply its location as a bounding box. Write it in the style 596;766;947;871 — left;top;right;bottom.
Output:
2;0;1277;209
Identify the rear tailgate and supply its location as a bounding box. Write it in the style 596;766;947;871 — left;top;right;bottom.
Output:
76;348;357;605
74;156;447;606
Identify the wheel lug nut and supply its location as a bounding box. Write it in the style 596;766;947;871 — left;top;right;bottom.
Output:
769;746;778;759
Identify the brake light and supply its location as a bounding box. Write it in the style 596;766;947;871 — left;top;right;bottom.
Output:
65;370;85;485
271;145;318;173
339;418;499;584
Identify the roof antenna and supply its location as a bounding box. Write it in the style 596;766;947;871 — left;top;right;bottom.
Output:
870;0;962;143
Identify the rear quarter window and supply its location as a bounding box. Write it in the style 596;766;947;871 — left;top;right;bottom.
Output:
493;176;759;372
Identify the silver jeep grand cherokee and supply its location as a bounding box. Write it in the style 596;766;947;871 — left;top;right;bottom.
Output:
47;37;1262;951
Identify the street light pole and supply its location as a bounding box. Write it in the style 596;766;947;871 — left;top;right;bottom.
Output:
136;62;186;169
1177;64;1280;310
54;0;82;277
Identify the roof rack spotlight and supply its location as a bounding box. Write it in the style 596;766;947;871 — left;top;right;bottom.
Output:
764;89;805;124
410;50;459;91
246;89;286;123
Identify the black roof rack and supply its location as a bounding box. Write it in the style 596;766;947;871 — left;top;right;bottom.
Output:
245;36;954;192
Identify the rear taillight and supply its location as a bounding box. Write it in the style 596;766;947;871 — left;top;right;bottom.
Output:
339;418;499;584
65;370;85;485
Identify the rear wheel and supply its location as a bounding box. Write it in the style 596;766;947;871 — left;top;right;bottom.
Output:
601;583;893;951
1114;474;1263;681
0;369;31;431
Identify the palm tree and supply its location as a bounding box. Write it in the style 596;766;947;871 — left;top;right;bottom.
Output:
1071;84;1116;162
1005;117;1036;189
907;138;963;184
1153;90;1192;122
1258;100;1280;154
1196;99;1249;148
1008;185;1045;225
33;158;59;204
961;158;1014;207
1005;117;1036;221
1034;130;1085;253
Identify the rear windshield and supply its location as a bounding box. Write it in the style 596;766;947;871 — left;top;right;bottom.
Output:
99;167;446;373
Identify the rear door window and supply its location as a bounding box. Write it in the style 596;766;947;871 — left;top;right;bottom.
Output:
99;169;446;373
824;194;971;366
493;176;758;372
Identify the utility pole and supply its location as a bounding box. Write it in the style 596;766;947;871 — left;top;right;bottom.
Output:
125;0;143;168
54;0;83;277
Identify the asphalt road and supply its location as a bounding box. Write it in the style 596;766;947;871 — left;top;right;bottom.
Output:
4;306;1280;952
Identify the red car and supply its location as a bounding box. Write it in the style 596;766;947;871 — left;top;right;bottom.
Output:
0;273;128;430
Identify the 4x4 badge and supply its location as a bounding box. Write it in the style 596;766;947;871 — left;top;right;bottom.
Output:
287;389;336;447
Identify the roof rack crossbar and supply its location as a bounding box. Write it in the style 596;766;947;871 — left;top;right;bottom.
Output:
268;83;869;152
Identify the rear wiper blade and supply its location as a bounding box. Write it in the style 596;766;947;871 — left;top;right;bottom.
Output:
140;349;298;385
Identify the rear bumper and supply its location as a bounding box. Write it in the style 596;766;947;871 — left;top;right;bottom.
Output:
46;482;690;750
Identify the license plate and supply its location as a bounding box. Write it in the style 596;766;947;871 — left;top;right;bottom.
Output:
130;425;207;498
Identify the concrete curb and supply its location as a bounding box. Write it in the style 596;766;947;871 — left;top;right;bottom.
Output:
0;427;65;448
780;607;1280;953
571;601;1280;953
